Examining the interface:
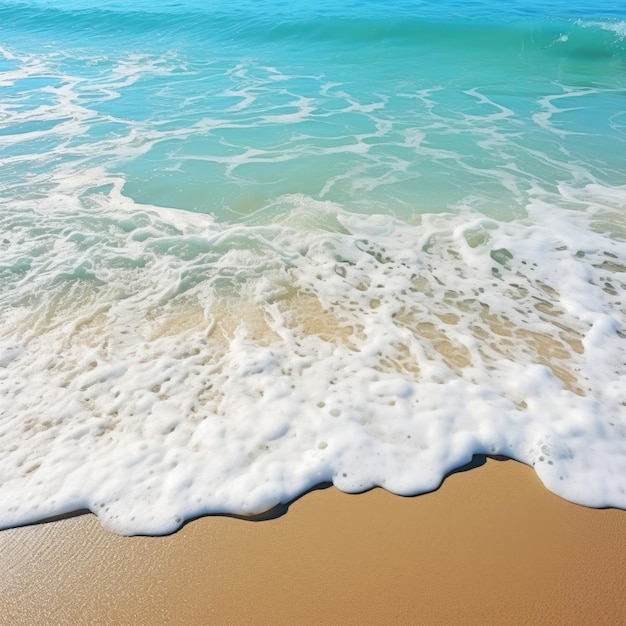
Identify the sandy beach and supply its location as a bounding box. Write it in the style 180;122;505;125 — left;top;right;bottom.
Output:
1;456;624;625
1;2;625;625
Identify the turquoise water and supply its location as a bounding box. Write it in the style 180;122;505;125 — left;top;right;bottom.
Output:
2;1;625;220
0;1;625;534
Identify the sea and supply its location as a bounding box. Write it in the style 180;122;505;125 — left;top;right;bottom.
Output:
0;0;624;535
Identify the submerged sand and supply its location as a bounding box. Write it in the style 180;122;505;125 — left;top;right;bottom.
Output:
1;457;625;625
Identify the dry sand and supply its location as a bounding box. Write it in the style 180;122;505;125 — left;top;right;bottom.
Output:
1;457;624;625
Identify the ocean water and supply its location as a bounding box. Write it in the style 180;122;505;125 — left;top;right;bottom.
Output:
0;0;624;535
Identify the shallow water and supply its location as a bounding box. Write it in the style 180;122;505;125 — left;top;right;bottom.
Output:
0;0;625;534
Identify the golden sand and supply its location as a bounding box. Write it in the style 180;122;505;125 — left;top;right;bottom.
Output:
1;457;624;625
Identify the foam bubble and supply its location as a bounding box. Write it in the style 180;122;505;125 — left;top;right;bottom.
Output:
0;183;624;534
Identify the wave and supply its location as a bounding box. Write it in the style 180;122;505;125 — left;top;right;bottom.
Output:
0;0;624;536
1;1;625;56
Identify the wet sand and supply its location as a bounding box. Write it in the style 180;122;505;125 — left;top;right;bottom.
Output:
1;457;625;625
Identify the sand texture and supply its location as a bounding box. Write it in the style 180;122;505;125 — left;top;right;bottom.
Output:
1;457;625;625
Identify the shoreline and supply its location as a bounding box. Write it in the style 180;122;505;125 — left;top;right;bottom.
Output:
1;457;625;625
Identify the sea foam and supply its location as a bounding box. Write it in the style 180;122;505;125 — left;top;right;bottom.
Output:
0;180;624;534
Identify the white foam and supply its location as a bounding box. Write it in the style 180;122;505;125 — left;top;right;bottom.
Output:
579;19;626;39
0;182;624;534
